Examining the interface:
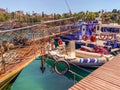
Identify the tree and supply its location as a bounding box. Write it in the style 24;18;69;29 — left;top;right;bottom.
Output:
112;9;117;13
62;13;69;18
56;14;62;19
111;13;118;22
11;12;15;19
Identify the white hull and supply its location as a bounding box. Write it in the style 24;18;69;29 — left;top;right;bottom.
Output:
75;49;113;60
47;50;114;67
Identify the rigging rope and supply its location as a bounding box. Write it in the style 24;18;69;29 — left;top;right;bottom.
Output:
65;0;72;14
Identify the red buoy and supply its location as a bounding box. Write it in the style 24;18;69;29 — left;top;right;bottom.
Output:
90;35;96;42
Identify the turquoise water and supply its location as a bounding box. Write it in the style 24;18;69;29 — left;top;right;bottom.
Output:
11;56;96;90
45;58;95;81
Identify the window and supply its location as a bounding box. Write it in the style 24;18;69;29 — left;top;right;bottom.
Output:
83;28;85;31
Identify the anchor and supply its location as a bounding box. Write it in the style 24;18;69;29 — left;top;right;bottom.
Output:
40;45;46;73
40;55;46;73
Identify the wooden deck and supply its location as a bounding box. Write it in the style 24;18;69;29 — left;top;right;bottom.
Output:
69;54;120;90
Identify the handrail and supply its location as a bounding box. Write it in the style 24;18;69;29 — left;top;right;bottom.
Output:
0;21;78;75
0;17;76;33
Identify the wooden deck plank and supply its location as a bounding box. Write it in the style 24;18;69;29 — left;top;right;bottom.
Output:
78;77;110;89
75;82;103;90
72;84;86;90
79;76;120;90
76;77;110;90
69;54;120;90
92;68;120;77
100;67;120;75
70;75;120;90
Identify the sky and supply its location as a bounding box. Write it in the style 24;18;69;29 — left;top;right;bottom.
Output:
0;0;120;14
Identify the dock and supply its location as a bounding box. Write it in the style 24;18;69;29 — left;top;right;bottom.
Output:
69;54;120;90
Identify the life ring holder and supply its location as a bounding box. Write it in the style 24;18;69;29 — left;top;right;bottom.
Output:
90;35;96;42
54;60;70;75
82;35;88;41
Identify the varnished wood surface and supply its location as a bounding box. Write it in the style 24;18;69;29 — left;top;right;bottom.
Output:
69;54;120;90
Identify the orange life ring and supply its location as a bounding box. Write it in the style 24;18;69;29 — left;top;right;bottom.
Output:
58;39;63;45
107;34;113;40
82;35;88;41
100;33;105;40
90;35;96;42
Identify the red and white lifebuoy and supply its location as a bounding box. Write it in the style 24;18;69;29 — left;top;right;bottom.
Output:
107;34;113;40
82;35;88;41
104;35;108;40
116;36;120;40
99;33;105;40
90;35;96;42
58;39;63;45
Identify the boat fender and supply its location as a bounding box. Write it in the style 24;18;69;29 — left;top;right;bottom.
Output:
54;60;70;75
82;35;88;41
